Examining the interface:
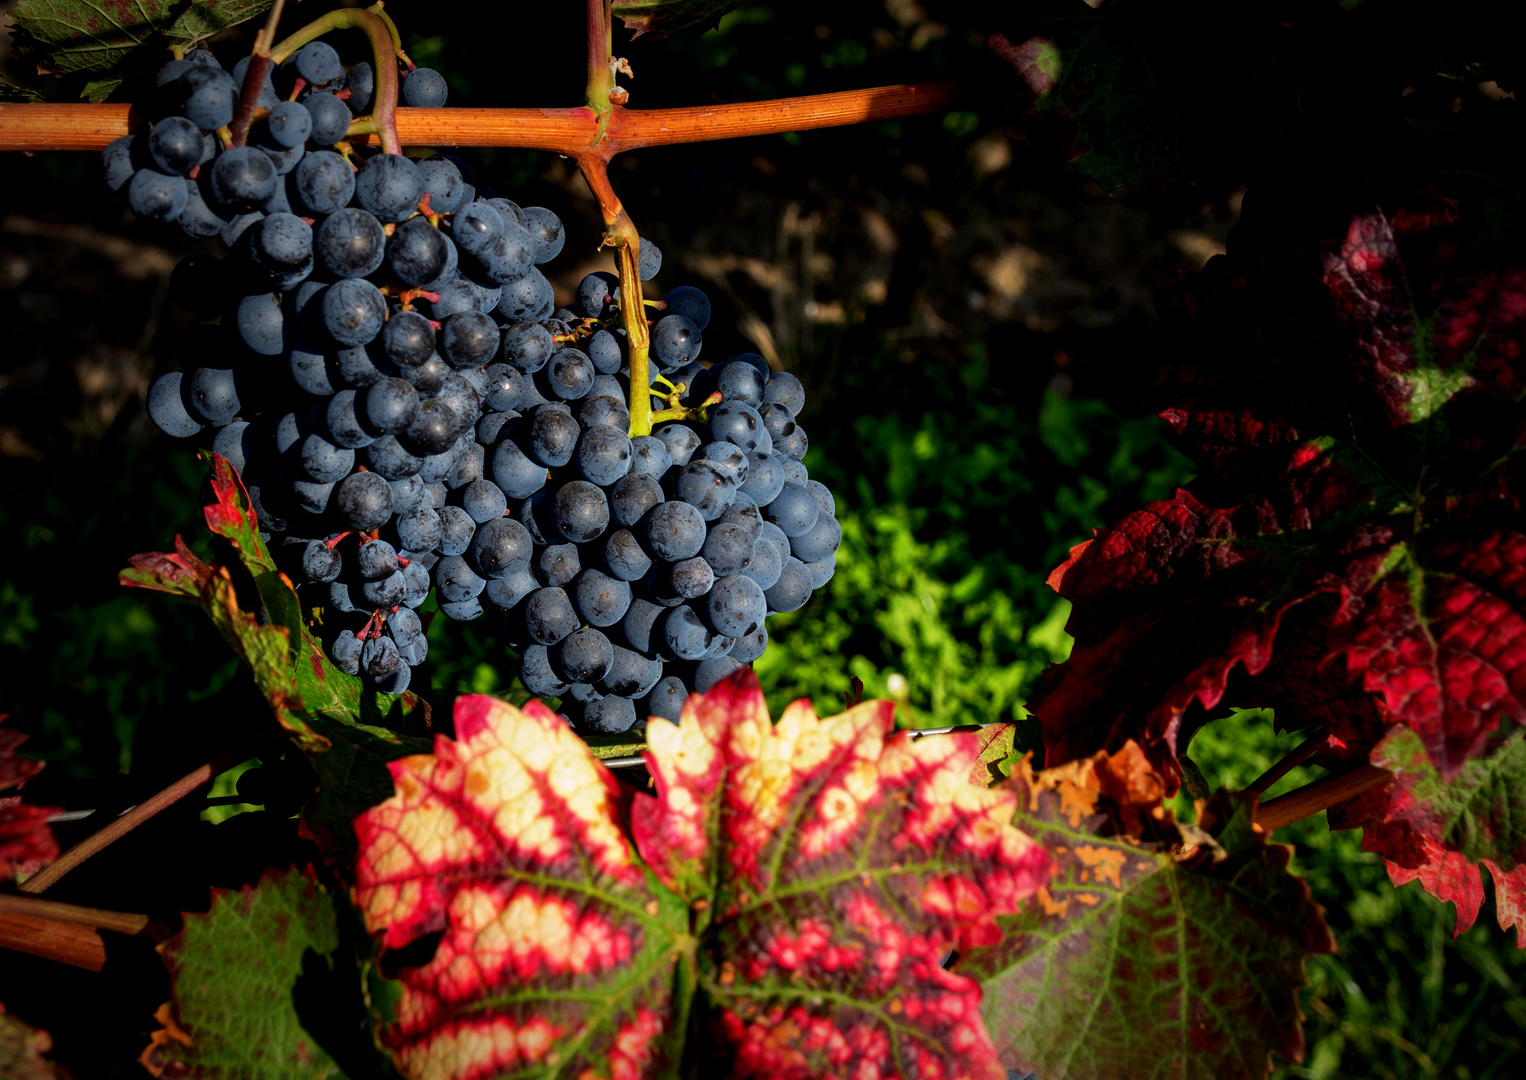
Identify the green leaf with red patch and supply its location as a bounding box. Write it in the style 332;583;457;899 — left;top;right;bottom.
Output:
613;0;745;37
354;670;1053;1080
141;866;349;1079
122;454;429;860
965;745;1335;1080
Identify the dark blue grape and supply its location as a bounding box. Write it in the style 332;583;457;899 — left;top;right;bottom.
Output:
235;293;288;356
103;136;139;192
572;569;632;627
642;500;705;561
488;438;547;500
714;361;766;407
555;627;613;684
739;452;786;505
781;455;808;486
764;556;813;613
484;567;538;612
354;154;422;222
638;237;661;281
519;644;570;696
501;321;553;372
739;533;782;591
301;539;342;584
777;423;809;460
387;216;452;286
177;182;226;239
390;474;427;514
708;401;768;452
345;61;374;114
440;312;499;370
544;349;595;401
674;459;736;520
467;517;532;580
693;657;742;693
701;522;756;576
329;629;362;673
363;377;419;435
209;420;251;472
694;442;749;484
336;344;386;388
322;278;386;346
396;505;443;552
668;557;714;600
437;504;475;557
186;367;240;424
805;480;835;518
471;222;535;284
456;477;507;524
291;477;335;514
790;512;841;562
401;561;432;607
128;169;188;221
763;371;805;417
496;267;555;321
804;557;835;589
362;435;424;481
438;597;484;622
304;92;352;146
553;481;609;543
266;101;312;148
148;116;203;174
525;405;580;468
578;395;629;432
220;211;264;247
333;470;393;528
434;554;486;603
295;41;344;85
575;425;632;486
602;528;652;582
316;207;386;278
382;310;436;368
661;604;715;661
251;213;313;275
357;538;399;579
577;272;619;318
182;65;239;129
705;573;767;637
293;150;355;215
764;482;819;538
402;67;449;107
417;157;465;212
523;587;579;645
655;423;701;467
644;675;689;723
404;398;461;456
534;543;580;588
519;206;565;263
448;201;503;256
663;285;712;331
299;432;354;483
210;146;276;213
651;314;701;370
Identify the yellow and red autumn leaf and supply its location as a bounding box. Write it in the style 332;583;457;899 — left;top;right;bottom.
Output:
354;670;1053;1080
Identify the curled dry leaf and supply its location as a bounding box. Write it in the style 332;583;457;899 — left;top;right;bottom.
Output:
354;669;1053;1080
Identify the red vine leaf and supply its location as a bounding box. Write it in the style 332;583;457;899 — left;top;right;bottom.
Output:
1483;859;1526;947
0;716;43;793
0;718;57;881
1032;192;1526;792
355;670;1053;1080
613;0;744;37
968;722;1017;786
966;749;1334;1080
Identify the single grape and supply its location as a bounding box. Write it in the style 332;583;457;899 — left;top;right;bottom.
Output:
148;116;203;174
553;481;609;543
186;367;241;424
209;146;277;213
663;285;712;331
739;452;787;505
651;314;702;370
128;169;188;221
654;423;701;467
575;425;633;486
701;522;756;576
250;213;314;276
674;459;737;520
763;371;806;417
661;605;715;661
581;694;637;734
304;92;353;146
556;627;614;683
417;157;465;212
404;398;461;457
764;556;813;613
265;101;313;148
356;539;399;580
519;644;571;696
668;557;715;600
523;587;579;645
763;482;820;537
434;554;486;603
387;216;453;287
322;278;386;346
440;312;499;370
295;41;344;85
519;206;565;263
316;207;386;278
182;65;239;129
329;629;363;674
642;501;706;562
345;62;375;115
496;267;555;322
577;272;619;318
402;67;449;107
644;675;689;723
602;528;653;582
729;625;768;664
572;568;633;627
335;470;394;529
300;432;355;483
354;154;423;222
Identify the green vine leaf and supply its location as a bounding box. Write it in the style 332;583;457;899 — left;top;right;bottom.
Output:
140;866;348;1080
612;0;744;38
966;744;1335;1080
9;0;271;96
355;671;1053;1079
120;453;429;860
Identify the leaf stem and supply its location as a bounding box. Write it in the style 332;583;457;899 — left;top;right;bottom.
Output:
1245;729;1328;795
227;0;288;148
17;734;274;895
1254;763;1390;833
0;893;167;939
585;0;613;116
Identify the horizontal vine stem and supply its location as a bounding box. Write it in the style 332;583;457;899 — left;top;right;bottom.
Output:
1255;763;1390;834
0;893;160;938
0;82;958;153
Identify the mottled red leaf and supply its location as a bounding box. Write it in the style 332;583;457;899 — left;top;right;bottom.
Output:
967;750;1334;1080
0;716;43;793
1;1004;70;1080
1035;190;1526;791
1483;859;1526;947
968;722;1017;786
0;797;59;881
355;671;1053;1080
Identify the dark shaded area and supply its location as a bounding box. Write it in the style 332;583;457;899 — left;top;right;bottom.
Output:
2;1;1523;1077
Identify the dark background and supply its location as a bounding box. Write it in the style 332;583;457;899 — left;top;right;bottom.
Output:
2;1;1523;1076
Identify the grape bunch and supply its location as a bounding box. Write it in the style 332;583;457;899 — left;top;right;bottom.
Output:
120;40;839;730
